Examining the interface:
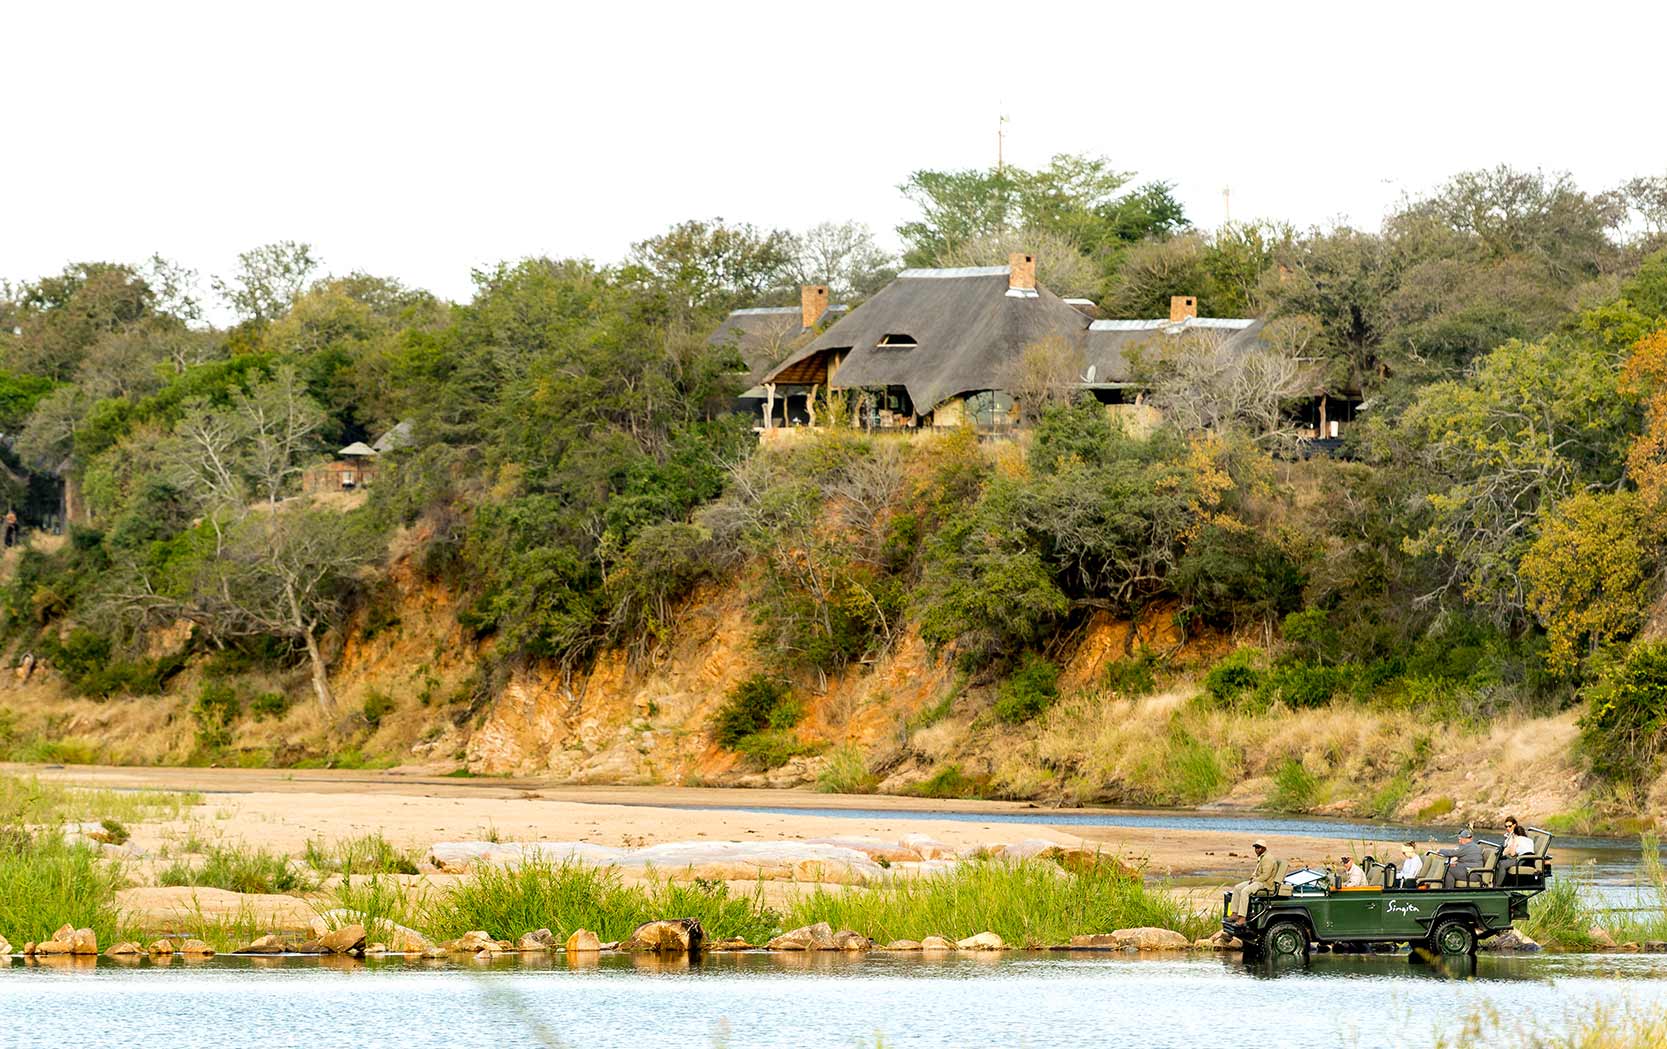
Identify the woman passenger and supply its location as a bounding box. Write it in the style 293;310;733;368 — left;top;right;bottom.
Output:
1397;842;1422;887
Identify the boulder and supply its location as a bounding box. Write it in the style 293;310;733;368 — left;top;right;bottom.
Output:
179;939;215;957
0;935;10;956
52;923;75;942
69;928;98;955
1069;928;1189;951
1484;929;1541;953
1589;926;1617;949
1114;928;1189;951
421;946;449;959
832;930;873;951
448;931;497;954
239;934;286;954
366;943;390;955
920;936;954;951
388;927;433;954
705;937;754;952
35;939;73;955
618;918;704;955
882;939;922;951
148;939;175;955
564;929;602;954
320;924;367;955
290;940;327;955
518;929;556;952
1205;930;1242;951
766;922;837;951
956;932;1004;951
103;941;142;957
1644;941;1667;953
22;942;36;957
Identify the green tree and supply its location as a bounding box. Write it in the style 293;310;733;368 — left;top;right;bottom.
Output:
214;241;321;323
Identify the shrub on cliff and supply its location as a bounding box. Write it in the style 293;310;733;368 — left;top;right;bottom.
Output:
993;654;1060;724
710;674;795;749
1580;642;1667;786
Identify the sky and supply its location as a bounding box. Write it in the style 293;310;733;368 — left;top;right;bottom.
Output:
4;0;1665;317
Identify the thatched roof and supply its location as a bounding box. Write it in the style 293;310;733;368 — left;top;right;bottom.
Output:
337;441;377;458
708;305;848;384
760;266;1092;411
1082;317;1263;384
372;420;414;453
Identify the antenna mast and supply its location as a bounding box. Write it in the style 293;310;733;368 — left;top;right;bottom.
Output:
997;113;1008;174
1223;185;1232;225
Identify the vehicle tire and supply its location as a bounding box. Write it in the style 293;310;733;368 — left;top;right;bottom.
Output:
1265;921;1308;959
1428;918;1476;956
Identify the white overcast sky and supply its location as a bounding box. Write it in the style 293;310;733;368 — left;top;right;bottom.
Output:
4;0;1664;314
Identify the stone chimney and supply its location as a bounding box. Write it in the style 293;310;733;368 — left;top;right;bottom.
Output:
1169;295;1198;323
801;285;830;330
1008;252;1036;292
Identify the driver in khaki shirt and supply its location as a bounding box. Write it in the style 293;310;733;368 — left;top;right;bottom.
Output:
1229;840;1279;925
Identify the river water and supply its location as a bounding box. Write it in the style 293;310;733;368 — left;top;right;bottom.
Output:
5;952;1667;1049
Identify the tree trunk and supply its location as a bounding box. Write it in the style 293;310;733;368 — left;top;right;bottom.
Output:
302;629;335;716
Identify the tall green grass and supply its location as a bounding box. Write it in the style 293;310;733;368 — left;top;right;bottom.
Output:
0;773;201;825
785;859;1210;946
1520;872;1597;949
304;833;419;876
421;860;780;943
159;844;315;894
325;874;433;945
0;830;129;946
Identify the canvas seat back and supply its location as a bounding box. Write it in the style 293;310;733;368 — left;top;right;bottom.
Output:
1415;852;1446;887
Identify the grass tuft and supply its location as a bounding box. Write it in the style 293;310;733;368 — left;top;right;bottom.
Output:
422;859;779;944
304;833;419;876
0;830;129;946
159;844;315;895
784;858;1209;947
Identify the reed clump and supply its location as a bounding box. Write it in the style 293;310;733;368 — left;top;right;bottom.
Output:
784;858;1210;946
159;844;315;895
0;829;129;946
418;859;780;944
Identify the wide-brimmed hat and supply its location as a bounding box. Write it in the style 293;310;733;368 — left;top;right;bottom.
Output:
1252;839;1267;849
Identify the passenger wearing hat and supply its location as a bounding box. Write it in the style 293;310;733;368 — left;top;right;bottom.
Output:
1228;840;1279;925
1338;854;1367;888
1438;828;1483;889
1397;842;1422;887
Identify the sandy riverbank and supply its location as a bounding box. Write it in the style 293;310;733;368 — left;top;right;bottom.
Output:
12;762;1377;877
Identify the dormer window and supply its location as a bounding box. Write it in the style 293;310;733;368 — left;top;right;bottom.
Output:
877;333;917;349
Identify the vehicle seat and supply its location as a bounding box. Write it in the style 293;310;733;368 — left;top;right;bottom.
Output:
1502;828;1553;884
1415;852;1446;889
1461;843;1500;888
1270;859;1293;896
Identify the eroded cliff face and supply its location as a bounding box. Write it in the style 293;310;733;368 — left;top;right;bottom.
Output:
465;576;957;785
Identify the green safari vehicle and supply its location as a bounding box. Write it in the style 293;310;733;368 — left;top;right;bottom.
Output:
1225;830;1553;960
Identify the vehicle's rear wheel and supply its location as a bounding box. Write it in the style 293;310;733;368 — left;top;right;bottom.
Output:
1265;921;1309;959
1429;918;1476;955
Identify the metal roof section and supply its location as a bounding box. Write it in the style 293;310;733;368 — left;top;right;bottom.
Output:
1004;287;1040;298
1088;316;1256;334
895;265;1011;279
727;307;801;316
338;441;377;457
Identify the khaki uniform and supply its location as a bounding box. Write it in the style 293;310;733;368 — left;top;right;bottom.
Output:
1230;852;1279;918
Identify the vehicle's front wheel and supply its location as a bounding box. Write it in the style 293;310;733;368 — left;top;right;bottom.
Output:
1428;918;1476;955
1265;921;1309;959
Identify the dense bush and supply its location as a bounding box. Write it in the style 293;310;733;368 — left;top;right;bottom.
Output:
710;674;795;749
1203;647;1263;704
993;653;1061;724
1580;643;1667;786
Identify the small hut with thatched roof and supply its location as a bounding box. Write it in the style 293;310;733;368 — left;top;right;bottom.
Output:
302;441;379;494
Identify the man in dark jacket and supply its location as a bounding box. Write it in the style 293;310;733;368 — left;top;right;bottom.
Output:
1439;828;1483;889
